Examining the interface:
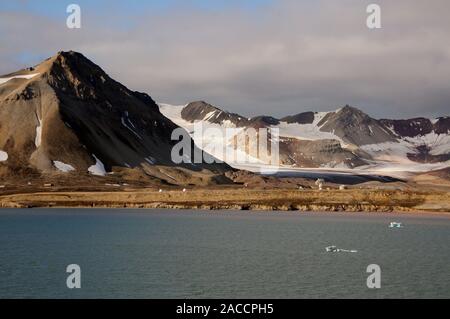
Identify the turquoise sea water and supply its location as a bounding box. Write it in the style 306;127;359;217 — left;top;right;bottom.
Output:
0;209;449;298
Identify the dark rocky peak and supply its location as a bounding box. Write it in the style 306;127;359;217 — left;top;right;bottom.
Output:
48;51;110;86
182;101;222;118
317;105;370;128
44;51;160;114
379;118;433;138
318;105;397;146
182;101;247;126
248;116;280;128
280;112;315;124
337;104;368;119
182;101;280;128
434;117;450;135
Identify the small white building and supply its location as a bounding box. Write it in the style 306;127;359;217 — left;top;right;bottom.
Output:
315;178;324;190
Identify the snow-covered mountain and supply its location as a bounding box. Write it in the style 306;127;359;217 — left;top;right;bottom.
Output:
159;101;450;173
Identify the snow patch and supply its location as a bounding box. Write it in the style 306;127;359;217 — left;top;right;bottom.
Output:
0;73;40;85
361;140;414;164
203;111;216;121
145;156;155;165
275;120;344;145
0;150;8;162
53;161;75;172
430;118;439;125
405;132;450;156
88;155;106;176
314;112;329;128
272;111;346;147
35;116;42;147
121;111;143;140
159;103;193;129
361;131;450;161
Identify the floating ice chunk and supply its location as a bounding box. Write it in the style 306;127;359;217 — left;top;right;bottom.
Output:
326;245;358;253
339;249;358;253
389;222;403;228
88;155;106;176
0;150;8;161
53;161;75;172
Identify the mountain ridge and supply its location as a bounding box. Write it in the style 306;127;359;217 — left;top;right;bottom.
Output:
159;101;450;171
1;50;448;182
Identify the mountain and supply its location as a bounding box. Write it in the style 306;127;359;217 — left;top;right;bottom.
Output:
181;101;280;128
181;101;247;126
380;117;450;137
318;106;397;146
159;102;450;172
2;51;446;185
377;117;450;164
0;51;230;186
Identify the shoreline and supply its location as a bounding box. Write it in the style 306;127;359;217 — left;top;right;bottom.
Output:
2;207;450;220
1;188;449;214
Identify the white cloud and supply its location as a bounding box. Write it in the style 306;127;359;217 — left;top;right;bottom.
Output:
1;0;449;119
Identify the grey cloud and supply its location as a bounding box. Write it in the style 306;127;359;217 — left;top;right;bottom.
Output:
1;0;449;119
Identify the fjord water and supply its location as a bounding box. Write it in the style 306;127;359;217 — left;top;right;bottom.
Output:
0;209;449;299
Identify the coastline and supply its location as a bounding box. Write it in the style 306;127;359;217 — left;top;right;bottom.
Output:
1;188;449;214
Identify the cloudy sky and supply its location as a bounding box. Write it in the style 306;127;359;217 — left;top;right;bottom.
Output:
1;0;449;119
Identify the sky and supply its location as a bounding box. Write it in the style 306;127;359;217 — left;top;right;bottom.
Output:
1;0;449;119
